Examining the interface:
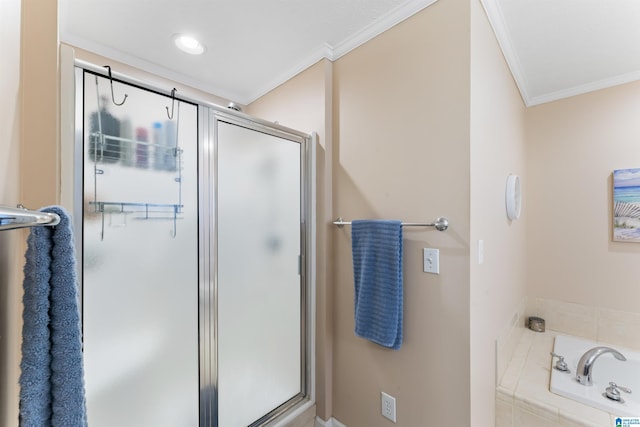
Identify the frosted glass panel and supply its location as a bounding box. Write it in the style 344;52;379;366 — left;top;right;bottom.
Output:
217;121;302;427
82;72;199;427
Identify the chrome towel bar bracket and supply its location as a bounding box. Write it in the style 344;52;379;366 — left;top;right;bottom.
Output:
0;205;61;231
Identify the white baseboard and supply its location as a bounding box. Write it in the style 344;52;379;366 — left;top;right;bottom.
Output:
315;416;347;427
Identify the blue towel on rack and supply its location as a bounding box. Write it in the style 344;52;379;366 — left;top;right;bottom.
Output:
20;206;87;427
351;220;403;350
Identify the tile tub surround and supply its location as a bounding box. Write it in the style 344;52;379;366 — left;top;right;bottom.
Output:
496;329;624;427
526;298;640;352
496;300;527;385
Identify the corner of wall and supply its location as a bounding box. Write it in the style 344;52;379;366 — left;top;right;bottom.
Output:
495;298;526;385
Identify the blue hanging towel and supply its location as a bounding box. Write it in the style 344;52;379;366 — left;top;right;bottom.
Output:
20;206;87;427
351;220;403;350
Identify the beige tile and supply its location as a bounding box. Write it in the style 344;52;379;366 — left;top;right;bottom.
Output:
524;296;539;321
496;396;513;427
497;336;508;384
514;330;535;360
527;332;556;366
514;407;559;427
560;416;591;427
514;385;567;420
517;366;551;393
496;299;628;427
559;409;611;427
500;330;535;391
517;336;554;391
496;387;514;404
548;390;611;426
498;300;623;427
506;326;525;365
513;391;559;421
497;312;525;385
597;307;640;351
538;299;598;340
500;366;520;393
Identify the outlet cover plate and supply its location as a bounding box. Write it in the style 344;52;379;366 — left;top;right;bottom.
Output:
423;248;439;274
381;391;397;423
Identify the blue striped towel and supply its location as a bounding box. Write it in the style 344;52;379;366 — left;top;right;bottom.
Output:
351;220;403;350
20;206;87;427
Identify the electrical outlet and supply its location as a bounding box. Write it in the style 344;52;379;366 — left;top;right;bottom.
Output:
381;392;397;423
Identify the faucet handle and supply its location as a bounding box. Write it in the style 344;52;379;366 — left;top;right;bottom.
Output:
550;352;570;372
605;382;632;402
609;382;632;394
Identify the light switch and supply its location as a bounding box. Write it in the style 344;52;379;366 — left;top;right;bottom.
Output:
423;248;439;274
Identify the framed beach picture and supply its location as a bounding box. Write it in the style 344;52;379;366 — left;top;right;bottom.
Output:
613;168;640;242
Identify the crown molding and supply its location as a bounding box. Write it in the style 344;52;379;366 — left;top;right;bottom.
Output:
60;32;240;103
62;0;441;105
528;69;640;106
246;0;440;103
479;0;533;106
332;0;438;59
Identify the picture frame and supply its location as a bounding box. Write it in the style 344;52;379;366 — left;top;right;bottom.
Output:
613;168;640;242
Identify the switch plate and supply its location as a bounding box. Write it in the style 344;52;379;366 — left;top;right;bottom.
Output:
381;392;397;423
423;248;439;274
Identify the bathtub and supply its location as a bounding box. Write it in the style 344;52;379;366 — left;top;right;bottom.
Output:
551;334;640;417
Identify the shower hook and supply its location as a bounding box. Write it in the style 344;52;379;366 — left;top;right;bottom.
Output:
166;88;177;120
103;65;128;106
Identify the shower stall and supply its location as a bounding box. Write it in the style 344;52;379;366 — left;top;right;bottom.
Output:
72;65;313;427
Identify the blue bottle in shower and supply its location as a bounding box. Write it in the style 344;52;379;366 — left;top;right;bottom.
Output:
152;122;165;170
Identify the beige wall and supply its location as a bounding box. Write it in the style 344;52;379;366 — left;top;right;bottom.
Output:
20;0;59;209
331;0;471;425
470;1;527;426
1;1;59;424
247;59;334;420
249;3;529;426
10;1;640;427
0;0;23;424
526;79;640;313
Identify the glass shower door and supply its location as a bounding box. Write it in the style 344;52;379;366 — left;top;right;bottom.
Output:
80;70;200;427
76;67;310;427
215;119;305;427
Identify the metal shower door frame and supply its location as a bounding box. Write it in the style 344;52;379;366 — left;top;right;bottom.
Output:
72;61;313;427
199;108;312;427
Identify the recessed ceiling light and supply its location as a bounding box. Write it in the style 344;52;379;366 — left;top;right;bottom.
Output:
173;34;205;55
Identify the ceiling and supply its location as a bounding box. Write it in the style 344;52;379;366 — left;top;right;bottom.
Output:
483;0;640;106
59;0;640;107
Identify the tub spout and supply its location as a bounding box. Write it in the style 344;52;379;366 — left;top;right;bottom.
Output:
576;346;626;386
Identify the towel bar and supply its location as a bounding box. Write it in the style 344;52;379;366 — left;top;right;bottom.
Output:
0;205;61;231
332;217;449;231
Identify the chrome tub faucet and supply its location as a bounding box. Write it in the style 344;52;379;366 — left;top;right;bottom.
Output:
576;346;627;386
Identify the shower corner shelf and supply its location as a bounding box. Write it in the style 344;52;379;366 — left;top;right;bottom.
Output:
89;201;184;240
89;129;184;239
89;132;183;166
89;73;185;240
